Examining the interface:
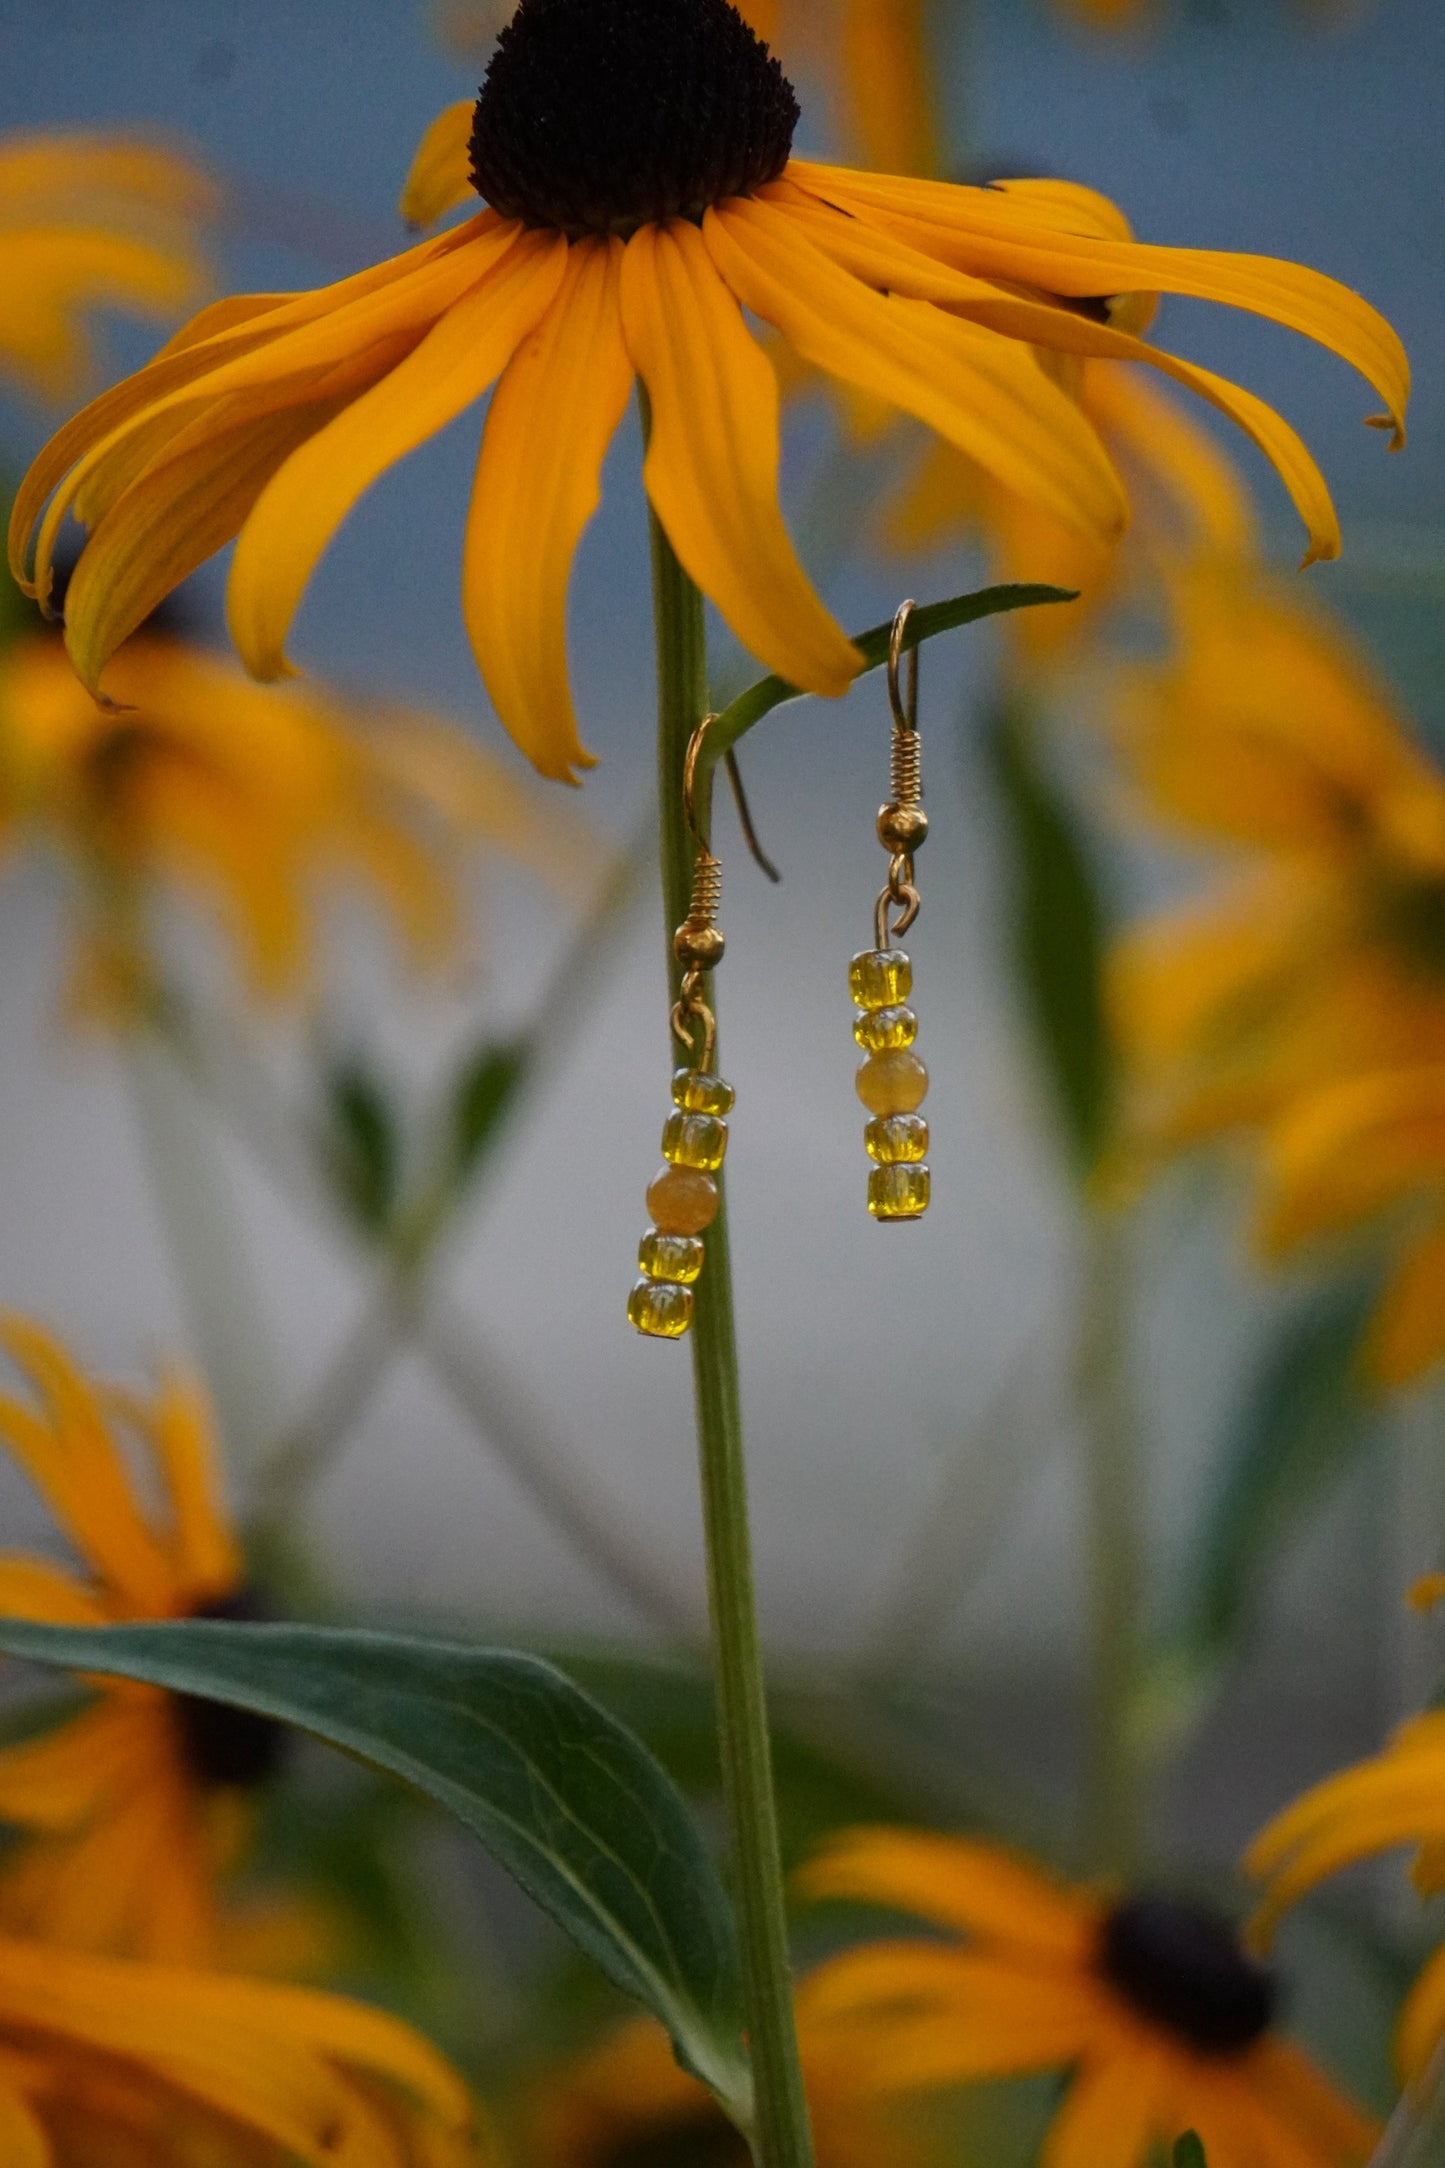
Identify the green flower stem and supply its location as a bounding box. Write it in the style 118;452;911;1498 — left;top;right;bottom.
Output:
647;503;815;2168
1076;1206;1147;1876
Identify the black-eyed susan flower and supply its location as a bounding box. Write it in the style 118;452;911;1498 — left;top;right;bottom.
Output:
797;1828;1376;2168
12;0;1405;782
523;1995;943;2168
1251;1061;1445;1388
0;1316;305;1968
1249;1712;1445;2089
0;132;212;404
1107;569;1445;1169
0;617;589;1019
0;1929;481;2166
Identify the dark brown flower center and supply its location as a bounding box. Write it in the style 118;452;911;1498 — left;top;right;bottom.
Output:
468;0;799;237
596;2108;749;2168
171;1590;290;1791
1097;1895;1276;2056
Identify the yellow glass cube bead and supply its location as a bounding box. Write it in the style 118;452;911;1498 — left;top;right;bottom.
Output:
868;1163;930;1220
672;1069;735;1116
639;1230;704;1284
646;1164;719;1235
628;1277;693;1337
662;1109;727;1172
866;1113;929;1164
849;948;912;1009
856;1047;928;1115
853;1003;918;1053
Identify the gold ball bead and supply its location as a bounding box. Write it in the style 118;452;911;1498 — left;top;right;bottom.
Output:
856;1048;929;1116
877;802;929;851
674;924;726;968
646;1164;719;1236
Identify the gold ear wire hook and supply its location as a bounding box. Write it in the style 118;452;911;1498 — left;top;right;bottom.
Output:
875;599;925;947
674;714;724;1070
887;596;919;737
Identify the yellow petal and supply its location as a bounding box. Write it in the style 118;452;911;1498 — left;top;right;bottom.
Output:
621;218;860;698
135;1371;242;1597
707;195;1129;546
1040;2051;1167;2168
839;0;938;176
400;101;476;228
0;2087;49;2168
797;1828;1095;1957
0;1318;175;1611
0;1556;109;1629
0;1702;142;1829
792;160;1410;446
229;225;566;680
1397;1941;1445;2085
1087;366;1256;557
1366;1217;1445;1389
12;217;498;603
464;236;631;781
64;385;361;693
771;181;1338;563
1256;1067;1445;1254
1246;2039;1379;2162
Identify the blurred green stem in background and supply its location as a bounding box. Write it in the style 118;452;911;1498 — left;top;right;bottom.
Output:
1077;1205;1148;1877
647;485;814;2168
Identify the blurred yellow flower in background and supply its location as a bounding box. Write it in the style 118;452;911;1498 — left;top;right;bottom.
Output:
883;311;1258;665
0;620;586;1019
0;1929;482;2166
11;0;1405;780
1254;1062;1445;1387
798;1827;1375;2168
0;133;212;405
0;1316;304;1968
524;1997;942;2168
1250;1711;1445;2088
1109;572;1445;1167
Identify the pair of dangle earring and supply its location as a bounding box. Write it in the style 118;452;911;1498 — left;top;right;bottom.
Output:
851;600;931;1221
628;715;734;1340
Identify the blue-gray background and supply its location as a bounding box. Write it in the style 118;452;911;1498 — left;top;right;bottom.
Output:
1;0;1441;1855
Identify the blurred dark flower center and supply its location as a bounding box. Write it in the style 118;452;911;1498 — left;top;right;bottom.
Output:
598;2110;749;2168
1098;1894;1276;2054
468;0;799;236
171;1590;290;1792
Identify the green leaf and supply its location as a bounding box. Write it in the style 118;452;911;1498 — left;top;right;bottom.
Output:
322;1058;400;1236
986;697;1114;1178
1173;2135;1209;2168
1192;1276;1379;1655
698;582;1076;829
448;1038;530;1187
0;1617;749;2118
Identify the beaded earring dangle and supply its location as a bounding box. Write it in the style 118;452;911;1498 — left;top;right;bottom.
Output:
628;715;736;1339
852;600;931;1221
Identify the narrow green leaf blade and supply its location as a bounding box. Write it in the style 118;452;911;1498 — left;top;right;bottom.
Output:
0;1618;749;2115
702;583;1076;816
448;1038;530;1186
1173;2135;1209;2168
987;697;1114;1177
322;1058;400;1237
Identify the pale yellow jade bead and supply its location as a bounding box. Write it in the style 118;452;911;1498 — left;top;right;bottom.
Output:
868;1163;930;1220
849;948;912;1009
638;1230;704;1284
662;1109;727;1172
628;1278;693;1338
853;1004;917;1053
646;1164;719;1236
866;1113;929;1164
856;1047;928;1116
